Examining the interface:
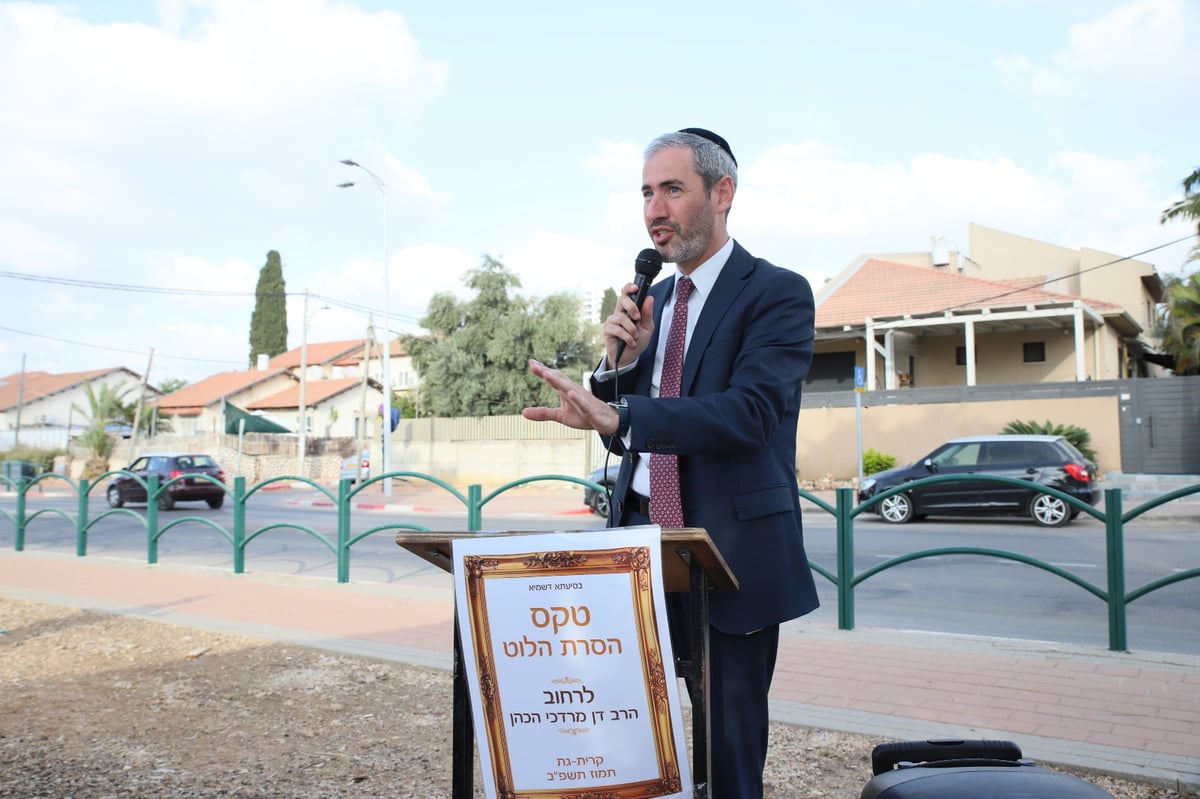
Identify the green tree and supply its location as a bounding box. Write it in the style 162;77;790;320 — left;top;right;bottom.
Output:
1161;166;1200;265
1156;271;1200;375
248;250;288;365
406;256;596;416
159;377;188;394
121;394;174;436
72;381;134;477
1161;167;1200;231
599;287;618;322
394;392;418;419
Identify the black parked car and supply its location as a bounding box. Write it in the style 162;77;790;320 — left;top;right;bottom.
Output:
582;464;619;518
857;435;1098;527
107;453;227;510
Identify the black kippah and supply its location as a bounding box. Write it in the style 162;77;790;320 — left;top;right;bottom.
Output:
678;127;737;167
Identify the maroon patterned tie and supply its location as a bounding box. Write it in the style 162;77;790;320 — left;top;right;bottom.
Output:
650;276;693;528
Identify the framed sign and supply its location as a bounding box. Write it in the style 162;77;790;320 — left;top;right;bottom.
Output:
452;526;690;799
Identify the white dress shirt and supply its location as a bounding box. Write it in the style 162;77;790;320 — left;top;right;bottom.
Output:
596;237;734;497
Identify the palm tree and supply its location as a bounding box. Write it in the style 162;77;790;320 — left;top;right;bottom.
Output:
1161;166;1200;261
1158;271;1200;375
120;395;174;436
1148;168;1200;374
72;381;137;477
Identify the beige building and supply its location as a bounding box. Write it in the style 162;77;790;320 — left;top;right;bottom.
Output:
812;224;1166;392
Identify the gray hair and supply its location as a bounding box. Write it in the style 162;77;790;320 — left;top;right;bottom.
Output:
644;130;739;191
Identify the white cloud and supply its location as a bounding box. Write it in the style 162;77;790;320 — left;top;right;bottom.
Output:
729;141;1183;282
0;0;449;277
2;1;1193;385
508;232;629;299
996;0;1198;104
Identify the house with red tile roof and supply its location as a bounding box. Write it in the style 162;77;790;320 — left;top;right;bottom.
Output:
246;377;384;440
0;367;152;449
154;367;295;435
811;224;1165;392
154;338;389;440
332;337;419;395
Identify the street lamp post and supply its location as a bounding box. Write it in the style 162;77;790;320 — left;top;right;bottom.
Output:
338;159;393;495
298;289;328;478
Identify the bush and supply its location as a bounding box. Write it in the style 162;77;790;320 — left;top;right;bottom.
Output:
1001;419;1097;463
862;448;897;475
0;446;67;473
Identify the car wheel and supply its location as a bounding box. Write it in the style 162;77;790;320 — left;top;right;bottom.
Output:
106;485;124;509
878;492;915;524
1030;494;1070;527
157;491;176;511
206;494;225;510
591;487;611;518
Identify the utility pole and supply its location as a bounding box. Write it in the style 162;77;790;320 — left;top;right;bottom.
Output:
299;289;310;478
14;354;25;447
339;159;393;495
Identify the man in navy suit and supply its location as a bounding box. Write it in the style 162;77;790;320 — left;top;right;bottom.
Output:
524;128;818;798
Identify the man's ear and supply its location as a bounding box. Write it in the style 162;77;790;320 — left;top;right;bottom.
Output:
713;174;735;215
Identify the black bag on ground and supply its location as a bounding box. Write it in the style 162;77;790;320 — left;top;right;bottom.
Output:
860;739;1114;798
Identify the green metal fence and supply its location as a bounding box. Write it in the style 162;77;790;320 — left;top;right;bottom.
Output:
2;470;1197;652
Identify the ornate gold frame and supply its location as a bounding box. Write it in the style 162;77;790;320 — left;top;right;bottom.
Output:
460;545;683;798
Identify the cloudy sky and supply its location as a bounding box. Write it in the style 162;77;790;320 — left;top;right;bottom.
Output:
1;0;1197;386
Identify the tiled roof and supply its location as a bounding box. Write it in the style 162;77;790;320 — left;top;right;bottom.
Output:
155;369;289;414
815;259;1122;330
246;378;369;410
0;367;143;412
333;338;407;365
268;340;365;370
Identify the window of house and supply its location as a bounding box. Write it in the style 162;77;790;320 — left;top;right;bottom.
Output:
805;351;856;391
955;346;968;366
1023;342;1046;363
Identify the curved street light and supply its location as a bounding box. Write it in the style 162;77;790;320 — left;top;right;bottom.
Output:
298;289;329;478
338;159;393;495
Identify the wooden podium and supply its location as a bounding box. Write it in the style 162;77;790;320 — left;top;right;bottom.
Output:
396;528;737;799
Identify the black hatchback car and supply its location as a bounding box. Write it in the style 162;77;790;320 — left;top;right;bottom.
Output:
107;453;227;510
857;435;1098;527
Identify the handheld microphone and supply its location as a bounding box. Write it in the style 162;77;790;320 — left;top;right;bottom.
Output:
613;248;663;364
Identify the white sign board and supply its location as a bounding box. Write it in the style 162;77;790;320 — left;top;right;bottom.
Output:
452;526;691;799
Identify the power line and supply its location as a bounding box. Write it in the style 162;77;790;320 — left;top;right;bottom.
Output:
0;324;246;366
0;269;274;297
0;268;422;325
0;281;424;373
310;292;423;326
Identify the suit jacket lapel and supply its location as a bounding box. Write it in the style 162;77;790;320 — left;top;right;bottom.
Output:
681;243;753;394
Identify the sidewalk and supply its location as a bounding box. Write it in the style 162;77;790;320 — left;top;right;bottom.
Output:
1;549;1197;794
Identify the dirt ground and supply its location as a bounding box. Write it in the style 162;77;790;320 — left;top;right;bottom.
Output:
0;599;1189;798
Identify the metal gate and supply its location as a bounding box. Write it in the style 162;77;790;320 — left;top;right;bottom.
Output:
1118;375;1200;474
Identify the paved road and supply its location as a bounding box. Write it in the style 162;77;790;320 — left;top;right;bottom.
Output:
3;487;1198;654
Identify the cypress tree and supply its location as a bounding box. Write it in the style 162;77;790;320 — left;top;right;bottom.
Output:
248;250;289;366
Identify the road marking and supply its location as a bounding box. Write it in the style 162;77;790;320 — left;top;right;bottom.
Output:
990;560;1097;569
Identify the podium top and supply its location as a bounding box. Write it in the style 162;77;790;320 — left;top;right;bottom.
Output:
395;528;738;592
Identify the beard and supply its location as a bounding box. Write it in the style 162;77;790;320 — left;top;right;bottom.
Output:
653;197;715;266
